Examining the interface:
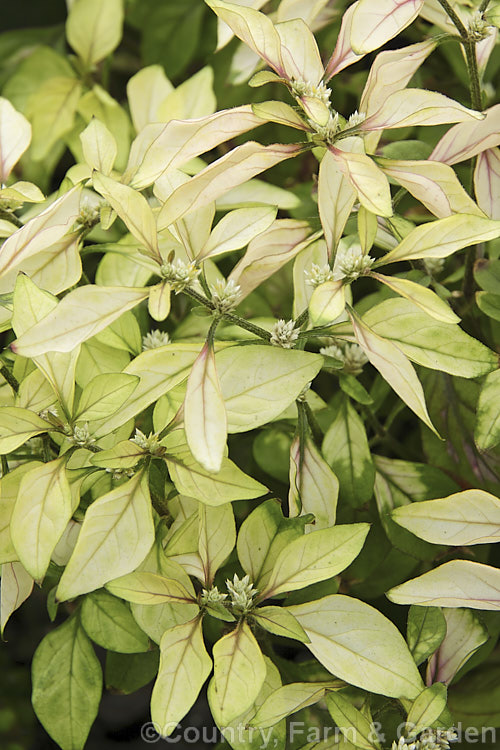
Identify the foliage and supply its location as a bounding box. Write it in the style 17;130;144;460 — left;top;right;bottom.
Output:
1;0;500;748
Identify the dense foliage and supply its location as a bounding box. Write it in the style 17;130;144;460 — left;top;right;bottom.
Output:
1;0;500;748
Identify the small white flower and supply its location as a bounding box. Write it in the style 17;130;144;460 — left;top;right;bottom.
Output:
160;258;200;292
334;244;374;282
105;467;135;480
344;110;366;129
311;111;341;141
423;257;445;277
226;574;258;614
142;329;170;350
291;79;331;106
305;263;335;288
392;729;458;750
211;278;242;314
320;342;368;375
76;196;102;230
270;319;299;349
320;343;345;362
468;10;493;41
68;423;95;448
130;428;162;454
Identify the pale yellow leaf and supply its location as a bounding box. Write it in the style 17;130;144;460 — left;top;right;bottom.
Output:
1;562;33;635
430;103;500;165
309;280;346;326
80;118;117;174
351;0;425;55
474;147;500;219
330;146;393;217
198;206;277;261
126;65;174;133
371;273;459;323
0;97;31;182
363;89;483;131
66;0;124;66
318;149;357;255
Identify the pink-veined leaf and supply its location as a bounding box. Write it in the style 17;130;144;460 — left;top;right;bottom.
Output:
362;89;483;131
324;2;365;80
318;148;357;255
350;0;425;55
474;148;500;219
275;18;324;84
330;144;393;217
251;101;310;131
370;272;460;323
430;103;500;165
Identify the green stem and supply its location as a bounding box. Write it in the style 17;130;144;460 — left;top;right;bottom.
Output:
303;401;323;446
0;364;19;394
42;434;52;463
1;455;9;476
0;209;23;228
435;0;468;35
294;308;309;329
479;0;491;12
183;287;272;342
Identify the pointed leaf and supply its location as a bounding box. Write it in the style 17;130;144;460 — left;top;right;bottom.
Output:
80;118;117;175
126;64;173;133
66;0;124;66
198;503;236;586
275;18;324;84
371;273;459;323
406;684;448;737
325;692;381;750
324;2;365;79
0;562;33;635
57;472;155;601
318;149;357;255
426;609;488;684
105;571;196;605
151;618;212;737
75;373;139;421
350;0;424;55
253;606;310;643
212;621;267;724
330;146;393;217
430;103;500;165
387;560;500;609
289;434;339;530
309;280;346;326
363;89;483;131
0;407;49;453
148;282;171;322
198;206;277;261
474;147;500;219
407;605;447;666
251;100;310;130
81;590;150;653
250;681;339;728
0;97;31;182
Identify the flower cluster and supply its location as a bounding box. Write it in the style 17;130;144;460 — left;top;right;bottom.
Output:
468;11;493;41
226;574;258;615
66;423;96;448
270;319;299;349
142;329;170;350
210;278;242;314
334;244;375;282
320;342;369;375
130;428;162;455
392;729;458;750
305;263;335;288
160;259;201;292
200;586;228;606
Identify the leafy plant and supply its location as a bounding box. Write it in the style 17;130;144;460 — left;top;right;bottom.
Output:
1;0;500;748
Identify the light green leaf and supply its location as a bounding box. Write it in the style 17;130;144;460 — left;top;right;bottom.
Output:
318;149;357;255
363;298;497;378
476;369;500;450
148;282;171;322
0;562;33;635
349;308;437;435
27;77;82;160
309;280;346;326
198;206;277;261
476;290;500;321
387;560;500;609
151;617;212;737
93;172;160;260
75;373;139;422
32;616;102;750
406;684;447;738
157;142;302;230
57;472;154;601
216;178;300;210
252;100;309;130
12;285;149;356
250;681;341;729
10;458;72;581
216;345;323;432
252;606;310;643
289;434;339;530
407;605;447;666
392;489;500;545
106;571;196;605
81;590;150;653
164;434;266;506
90;440;144;469
378;214;500;264
322;397;375;507
0;97;31;182
198;503;236;586
80;118;117;175
371;273;459;323
350;0;423;54
66;0;124;66
212;621;267;724
325;692;381;750
261;523;369;598
289;595;424;698
0;463;41;565
126;64;173;133
0;407;49;453
185;343;227;474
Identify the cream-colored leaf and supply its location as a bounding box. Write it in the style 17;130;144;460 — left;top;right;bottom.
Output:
371;273;459;323
430;103;500;165
0;407;49;454
228;220;315;298
157;67;216;122
206;0;284;75
56;472;154;601
0;185;81;278
12;285;149;356
324;2;365;79
363;89;483;131
66;0;124;66
198;206;277;261
379;158;484;219
288;434;339;530
0;97;31;182
105;572;196;605
185;343;227;474
318;149;357;255
125;106;263;189
275;18;324;84
126;65;173;133
80;118;117;175
216;345;323;432
406;684;448;737
309;280;346;326
75;372;139;422
151;618;212;738
10;458;72;581
0;463;41;565
289;595;423;698
0;562;33;635
426;609;488;685
148;283;171;322
349;309;437;434
250;681;341;729
392;489;500;545
251;100;309;130
350;0;424;55
212;621;267;724
330;146;393;217
198;504;236;586
156;142;303;230
474;147;500;219
387;560;500;609
93;172;159;260
261;523;369;598
378;214;500;264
